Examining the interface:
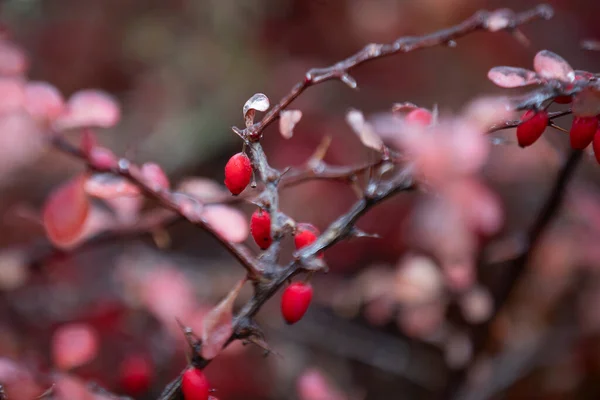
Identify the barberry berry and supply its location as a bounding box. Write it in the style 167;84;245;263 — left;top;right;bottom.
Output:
281;282;313;324
405;108;432;126
569;116;598;150
182;367;210;400
294;223;322;258
119;355;152;395
224;153;252;195
516;110;548;147
250;209;272;250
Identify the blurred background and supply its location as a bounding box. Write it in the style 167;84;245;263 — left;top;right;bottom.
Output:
0;0;599;399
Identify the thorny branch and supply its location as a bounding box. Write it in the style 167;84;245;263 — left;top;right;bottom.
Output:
242;4;553;140
39;4;553;400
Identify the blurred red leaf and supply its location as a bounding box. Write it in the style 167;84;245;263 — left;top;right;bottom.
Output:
43;174;91;249
297;368;347;400
177;177;228;202
53;89;121;131
202;205;249;243
23;81;65;121
0;358;43;400
201;278;245;360
487;66;539;88
84;173;141;198
533;50;575;82
141;162;170;190
51;323;99;370
0;40;28;76
0;77;24;113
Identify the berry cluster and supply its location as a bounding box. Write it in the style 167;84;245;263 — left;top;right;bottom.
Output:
517;109;600;160
224;151;322;324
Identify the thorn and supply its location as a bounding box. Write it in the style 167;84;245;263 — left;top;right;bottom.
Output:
511;28;530;47
36;384;55;399
549;122;569;134
309;136;332;165
341;73;358;89
175;318;201;360
152;229;171;249
231;126;245;140
349;227;381;239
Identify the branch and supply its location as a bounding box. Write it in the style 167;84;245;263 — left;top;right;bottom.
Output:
242;4;553;139
448;149;584;398
50;135;263;281
157;167;415;400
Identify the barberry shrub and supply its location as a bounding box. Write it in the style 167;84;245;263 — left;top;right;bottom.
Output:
0;3;599;400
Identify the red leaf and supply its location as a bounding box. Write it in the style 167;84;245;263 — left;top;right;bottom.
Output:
202;205;249;243
0;40;28;76
84;173;141;198
141;162;170;190
177;177;228;202
43;174;91;249
23;81;65;121
52;323;99;370
487;66;539;88
533;50;574;82
201;278;246;359
573;88;600;117
297;369;347;400
0;77;24;113
53;89;121;131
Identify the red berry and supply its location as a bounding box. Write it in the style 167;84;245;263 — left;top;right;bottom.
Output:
250;209;272;250
516;110;548;147
281;282;313;324
294;223;323;258
405;108;432;126
593;128;600;164
119;355;152;395
224;153;252;195
570;116;598;150
182;367;210;400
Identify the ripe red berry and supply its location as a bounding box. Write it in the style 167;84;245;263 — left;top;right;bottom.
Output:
516;110;548;147
281;282;313;324
569;116;598;150
119;355;152;395
182;367;210;400
294;223;323;258
224;153;252;195
405;108;433;126
593;128;600;165
250;209;272;250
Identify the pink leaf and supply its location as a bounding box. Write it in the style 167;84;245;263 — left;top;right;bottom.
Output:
177;177;228;202
0;40;28;76
141;162;170;190
84;173;141;198
43;174;91;249
533;50;575;82
201;279;246;359
89;147;118;170
0;77;24;113
53;374;95;400
23;81;65;121
202;205;249;243
279;110;302;139
487;66;539;88
573;88;600;117
0;112;44;182
346;109;384;152
0;358;43;400
53;90;121;131
52;323;99;370
297;368;347;400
